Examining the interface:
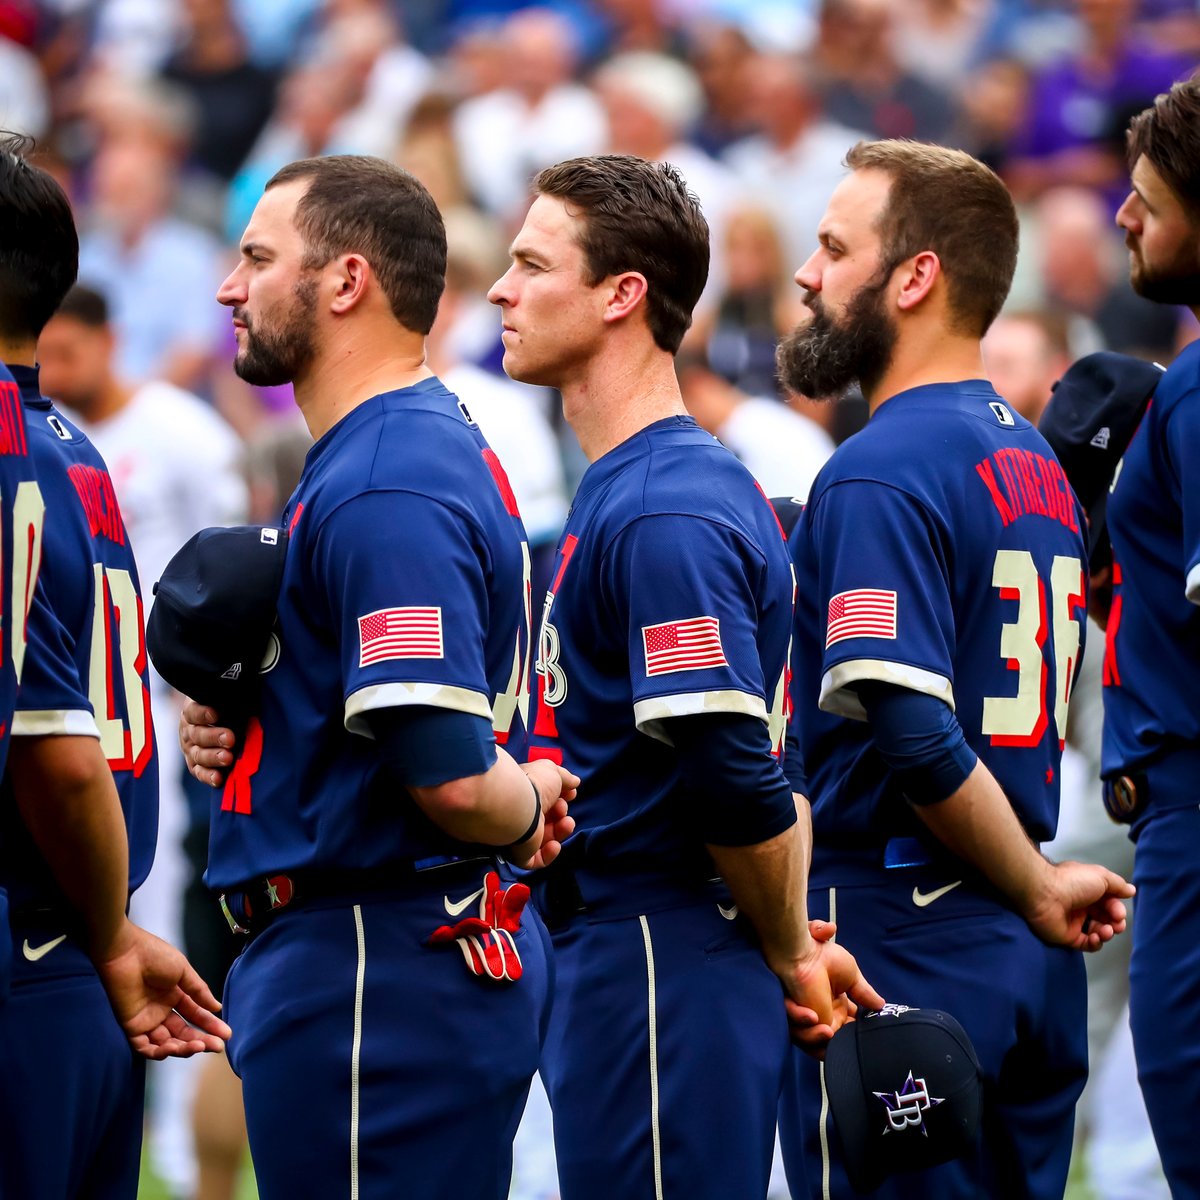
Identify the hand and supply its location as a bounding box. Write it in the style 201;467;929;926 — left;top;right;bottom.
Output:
781;919;885;1058
1023;859;1134;951
179;700;236;788
93;920;232;1060
512;760;580;870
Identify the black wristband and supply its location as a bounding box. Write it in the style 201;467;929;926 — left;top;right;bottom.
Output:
508;778;543;849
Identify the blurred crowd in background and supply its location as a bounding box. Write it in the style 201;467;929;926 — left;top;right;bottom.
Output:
3;1;1197;1197
8;0;1200;501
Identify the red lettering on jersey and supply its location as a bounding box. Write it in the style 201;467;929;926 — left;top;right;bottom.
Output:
221;718;264;815
976;451;1079;533
0;382;27;456
975;459;1016;525
67;464;126;546
288;503;304;535
482;448;521;518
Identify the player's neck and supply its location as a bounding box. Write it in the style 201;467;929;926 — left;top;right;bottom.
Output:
292;328;433;441
863;330;987;417
561;345;687;462
0;335;35;367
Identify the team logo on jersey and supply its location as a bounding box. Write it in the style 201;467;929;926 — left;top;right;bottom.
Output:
874;1070;944;1135
46;413;71;441
826;589;897;648
988;401;1015;426
642;615;727;677
358;606;444;666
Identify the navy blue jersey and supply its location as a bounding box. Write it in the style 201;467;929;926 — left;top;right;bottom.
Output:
0;367;157;907
790;381;1087;855
207;380;533;889
0;366;41;779
529;415;795;879
1102;340;1200;776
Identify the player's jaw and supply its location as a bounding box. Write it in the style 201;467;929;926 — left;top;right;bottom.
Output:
232;279;319;388
1125;233;1200;306
776;273;897;401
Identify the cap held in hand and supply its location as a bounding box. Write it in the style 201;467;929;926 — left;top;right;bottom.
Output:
823;1003;982;1193
147;525;288;717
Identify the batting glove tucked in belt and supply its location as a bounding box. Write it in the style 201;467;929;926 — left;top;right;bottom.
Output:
427;871;528;983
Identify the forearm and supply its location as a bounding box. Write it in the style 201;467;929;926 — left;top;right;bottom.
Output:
707;795;813;974
913;758;1051;912
409;747;540;848
8;734;130;959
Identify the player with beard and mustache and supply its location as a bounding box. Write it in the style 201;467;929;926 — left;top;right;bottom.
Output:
1102;75;1200;1198
775;139;1134;1199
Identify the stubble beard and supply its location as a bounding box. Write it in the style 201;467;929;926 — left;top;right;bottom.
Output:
234;277;319;388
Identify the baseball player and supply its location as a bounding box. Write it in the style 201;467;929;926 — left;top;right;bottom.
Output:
1106;76;1200;1198
775;140;1133;1198
0;134;228;1200
487;154;880;1200
178;155;577;1200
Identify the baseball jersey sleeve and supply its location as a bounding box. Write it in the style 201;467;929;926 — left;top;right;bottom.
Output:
11;572;100;738
811;479;955;722
1165;395;1200;605
603;513;773;744
313;489;496;737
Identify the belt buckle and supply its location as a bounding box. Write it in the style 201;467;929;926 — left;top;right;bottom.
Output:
1103;774;1143;824
219;893;250;936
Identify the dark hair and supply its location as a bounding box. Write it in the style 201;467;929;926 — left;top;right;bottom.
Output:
0;132;79;340
845;140;1018;338
533;154;710;353
265;155;446;335
1127;73;1200;219
52;283;109;328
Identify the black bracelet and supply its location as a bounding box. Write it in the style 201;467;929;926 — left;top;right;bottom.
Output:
508;778;543;849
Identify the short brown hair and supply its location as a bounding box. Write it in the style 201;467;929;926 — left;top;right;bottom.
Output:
845;140;1018;337
266;155;446;335
533;154;709;353
1127;72;1200;220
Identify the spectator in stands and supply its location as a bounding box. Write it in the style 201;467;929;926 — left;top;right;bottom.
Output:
982;308;1072;421
451;8;606;222
1005;0;1193;207
77;85;226;394
723;51;865;277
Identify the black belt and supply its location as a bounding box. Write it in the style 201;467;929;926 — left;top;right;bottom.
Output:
218;856;498;937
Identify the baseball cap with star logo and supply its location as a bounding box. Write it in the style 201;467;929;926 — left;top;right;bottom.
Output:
822;1004;982;1192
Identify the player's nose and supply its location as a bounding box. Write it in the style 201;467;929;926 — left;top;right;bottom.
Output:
487;266;516;308
794;250;821;292
216;265;247;307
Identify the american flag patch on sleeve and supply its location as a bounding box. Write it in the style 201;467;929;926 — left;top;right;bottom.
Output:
358;606;444;666
642;615;727;676
826;589;897;648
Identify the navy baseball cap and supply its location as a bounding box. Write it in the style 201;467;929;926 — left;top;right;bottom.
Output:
146;525;287;715
1038;352;1163;570
824;1004;982;1193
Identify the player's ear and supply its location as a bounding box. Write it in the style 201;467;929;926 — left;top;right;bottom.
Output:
894;250;940;314
328;253;371;315
602;271;649;326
